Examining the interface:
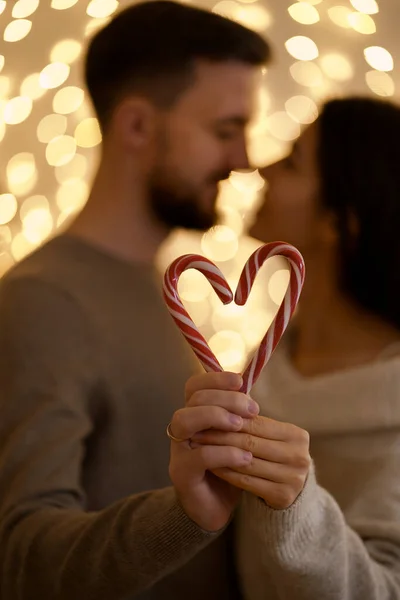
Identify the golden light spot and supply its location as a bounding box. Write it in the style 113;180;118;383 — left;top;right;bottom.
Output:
232;4;272;32
320;53;354;81
7;153;38;197
178;270;212;302
3;96;32;125
85;17;111;37
55;154;88;184
0;194;18;225
268;269;290;305
0;76;10;99
86;0;119;18
0;1;5;15
12;0;40;18
213;1;271;31
3;20;32;43
285;36;319;61
285;95;318;124
53;86;84;114
74;117;102;148
0;252;14;276
365;71;395;97
37;114;67;143
56;179;89;212
22;209;53;244
0;226;12;246
50;39;82;64
348;12;376;34
20;73;46;100
364;46;394;71
328;6;352;28
201;226;239;262
0;55;4;72
290;61;323;87
11;233;36;261
46;135;77;167
39;63;70;90
51;0;79;8
20;195;50;221
248;135;286;168
208;330;246;371
288;2;320;25
350;0;378;14
267;111;300;142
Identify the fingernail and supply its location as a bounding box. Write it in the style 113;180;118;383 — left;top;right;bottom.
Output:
230;414;243;428
248;400;260;415
242;451;252;463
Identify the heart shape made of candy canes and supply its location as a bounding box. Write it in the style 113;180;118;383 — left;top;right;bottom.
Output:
163;241;305;394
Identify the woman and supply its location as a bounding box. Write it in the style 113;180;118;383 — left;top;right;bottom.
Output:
171;97;400;599
231;96;400;599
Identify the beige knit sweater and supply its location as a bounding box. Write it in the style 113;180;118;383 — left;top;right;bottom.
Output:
237;344;400;599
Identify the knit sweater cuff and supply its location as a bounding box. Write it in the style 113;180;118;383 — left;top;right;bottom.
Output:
246;462;324;560
140;487;222;563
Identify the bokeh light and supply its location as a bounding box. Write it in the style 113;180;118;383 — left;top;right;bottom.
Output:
285;36;319;61
320;53;354;82
364;46;394;71
6;153;38;197
350;0;379;14
12;0;40;19
3;97;32;125
4;20;32;43
288;2;320;25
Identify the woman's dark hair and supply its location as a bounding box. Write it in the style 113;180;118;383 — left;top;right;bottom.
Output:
85;0;270;131
318;97;400;330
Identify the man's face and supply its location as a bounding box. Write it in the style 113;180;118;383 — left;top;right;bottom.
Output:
149;60;259;230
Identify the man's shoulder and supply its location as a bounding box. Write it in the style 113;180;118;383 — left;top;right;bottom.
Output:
3;234;88;294
1;236;83;310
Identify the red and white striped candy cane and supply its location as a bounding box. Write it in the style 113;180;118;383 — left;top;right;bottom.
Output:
163;241;305;394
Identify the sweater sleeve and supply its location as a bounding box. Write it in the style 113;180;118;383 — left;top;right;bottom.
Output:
0;275;216;600
236;463;400;600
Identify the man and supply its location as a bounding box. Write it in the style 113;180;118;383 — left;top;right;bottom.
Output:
0;2;270;598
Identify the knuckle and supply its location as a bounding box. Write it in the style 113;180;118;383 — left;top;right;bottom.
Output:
270;484;295;509
293;426;310;446
172;409;188;435
290;472;307;490
237;473;252;487
243;433;256;453
197;445;211;466
189;389;208;407
295;451;312;471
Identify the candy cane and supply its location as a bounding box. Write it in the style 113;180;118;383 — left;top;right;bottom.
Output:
163;241;305;394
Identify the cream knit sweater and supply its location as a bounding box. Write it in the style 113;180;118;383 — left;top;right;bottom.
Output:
236;343;400;600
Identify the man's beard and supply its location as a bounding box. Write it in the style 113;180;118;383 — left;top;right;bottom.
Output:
150;185;217;231
149;176;225;232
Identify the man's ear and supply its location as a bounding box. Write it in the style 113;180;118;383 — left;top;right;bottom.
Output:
112;96;159;151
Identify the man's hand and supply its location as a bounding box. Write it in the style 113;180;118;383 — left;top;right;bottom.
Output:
188;373;311;510
168;372;260;532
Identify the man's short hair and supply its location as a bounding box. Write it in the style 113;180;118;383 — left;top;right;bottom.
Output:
84;0;271;131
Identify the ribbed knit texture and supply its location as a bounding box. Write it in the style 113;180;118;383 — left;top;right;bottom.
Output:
236;345;400;599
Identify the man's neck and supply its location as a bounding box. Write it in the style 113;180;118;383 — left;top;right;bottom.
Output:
290;256;400;376
67;158;169;266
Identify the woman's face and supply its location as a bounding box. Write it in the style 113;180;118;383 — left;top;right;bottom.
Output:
251;122;335;255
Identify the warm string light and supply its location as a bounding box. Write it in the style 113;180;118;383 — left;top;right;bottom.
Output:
0;0;397;370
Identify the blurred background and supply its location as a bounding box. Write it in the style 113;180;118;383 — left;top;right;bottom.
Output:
0;0;397;371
